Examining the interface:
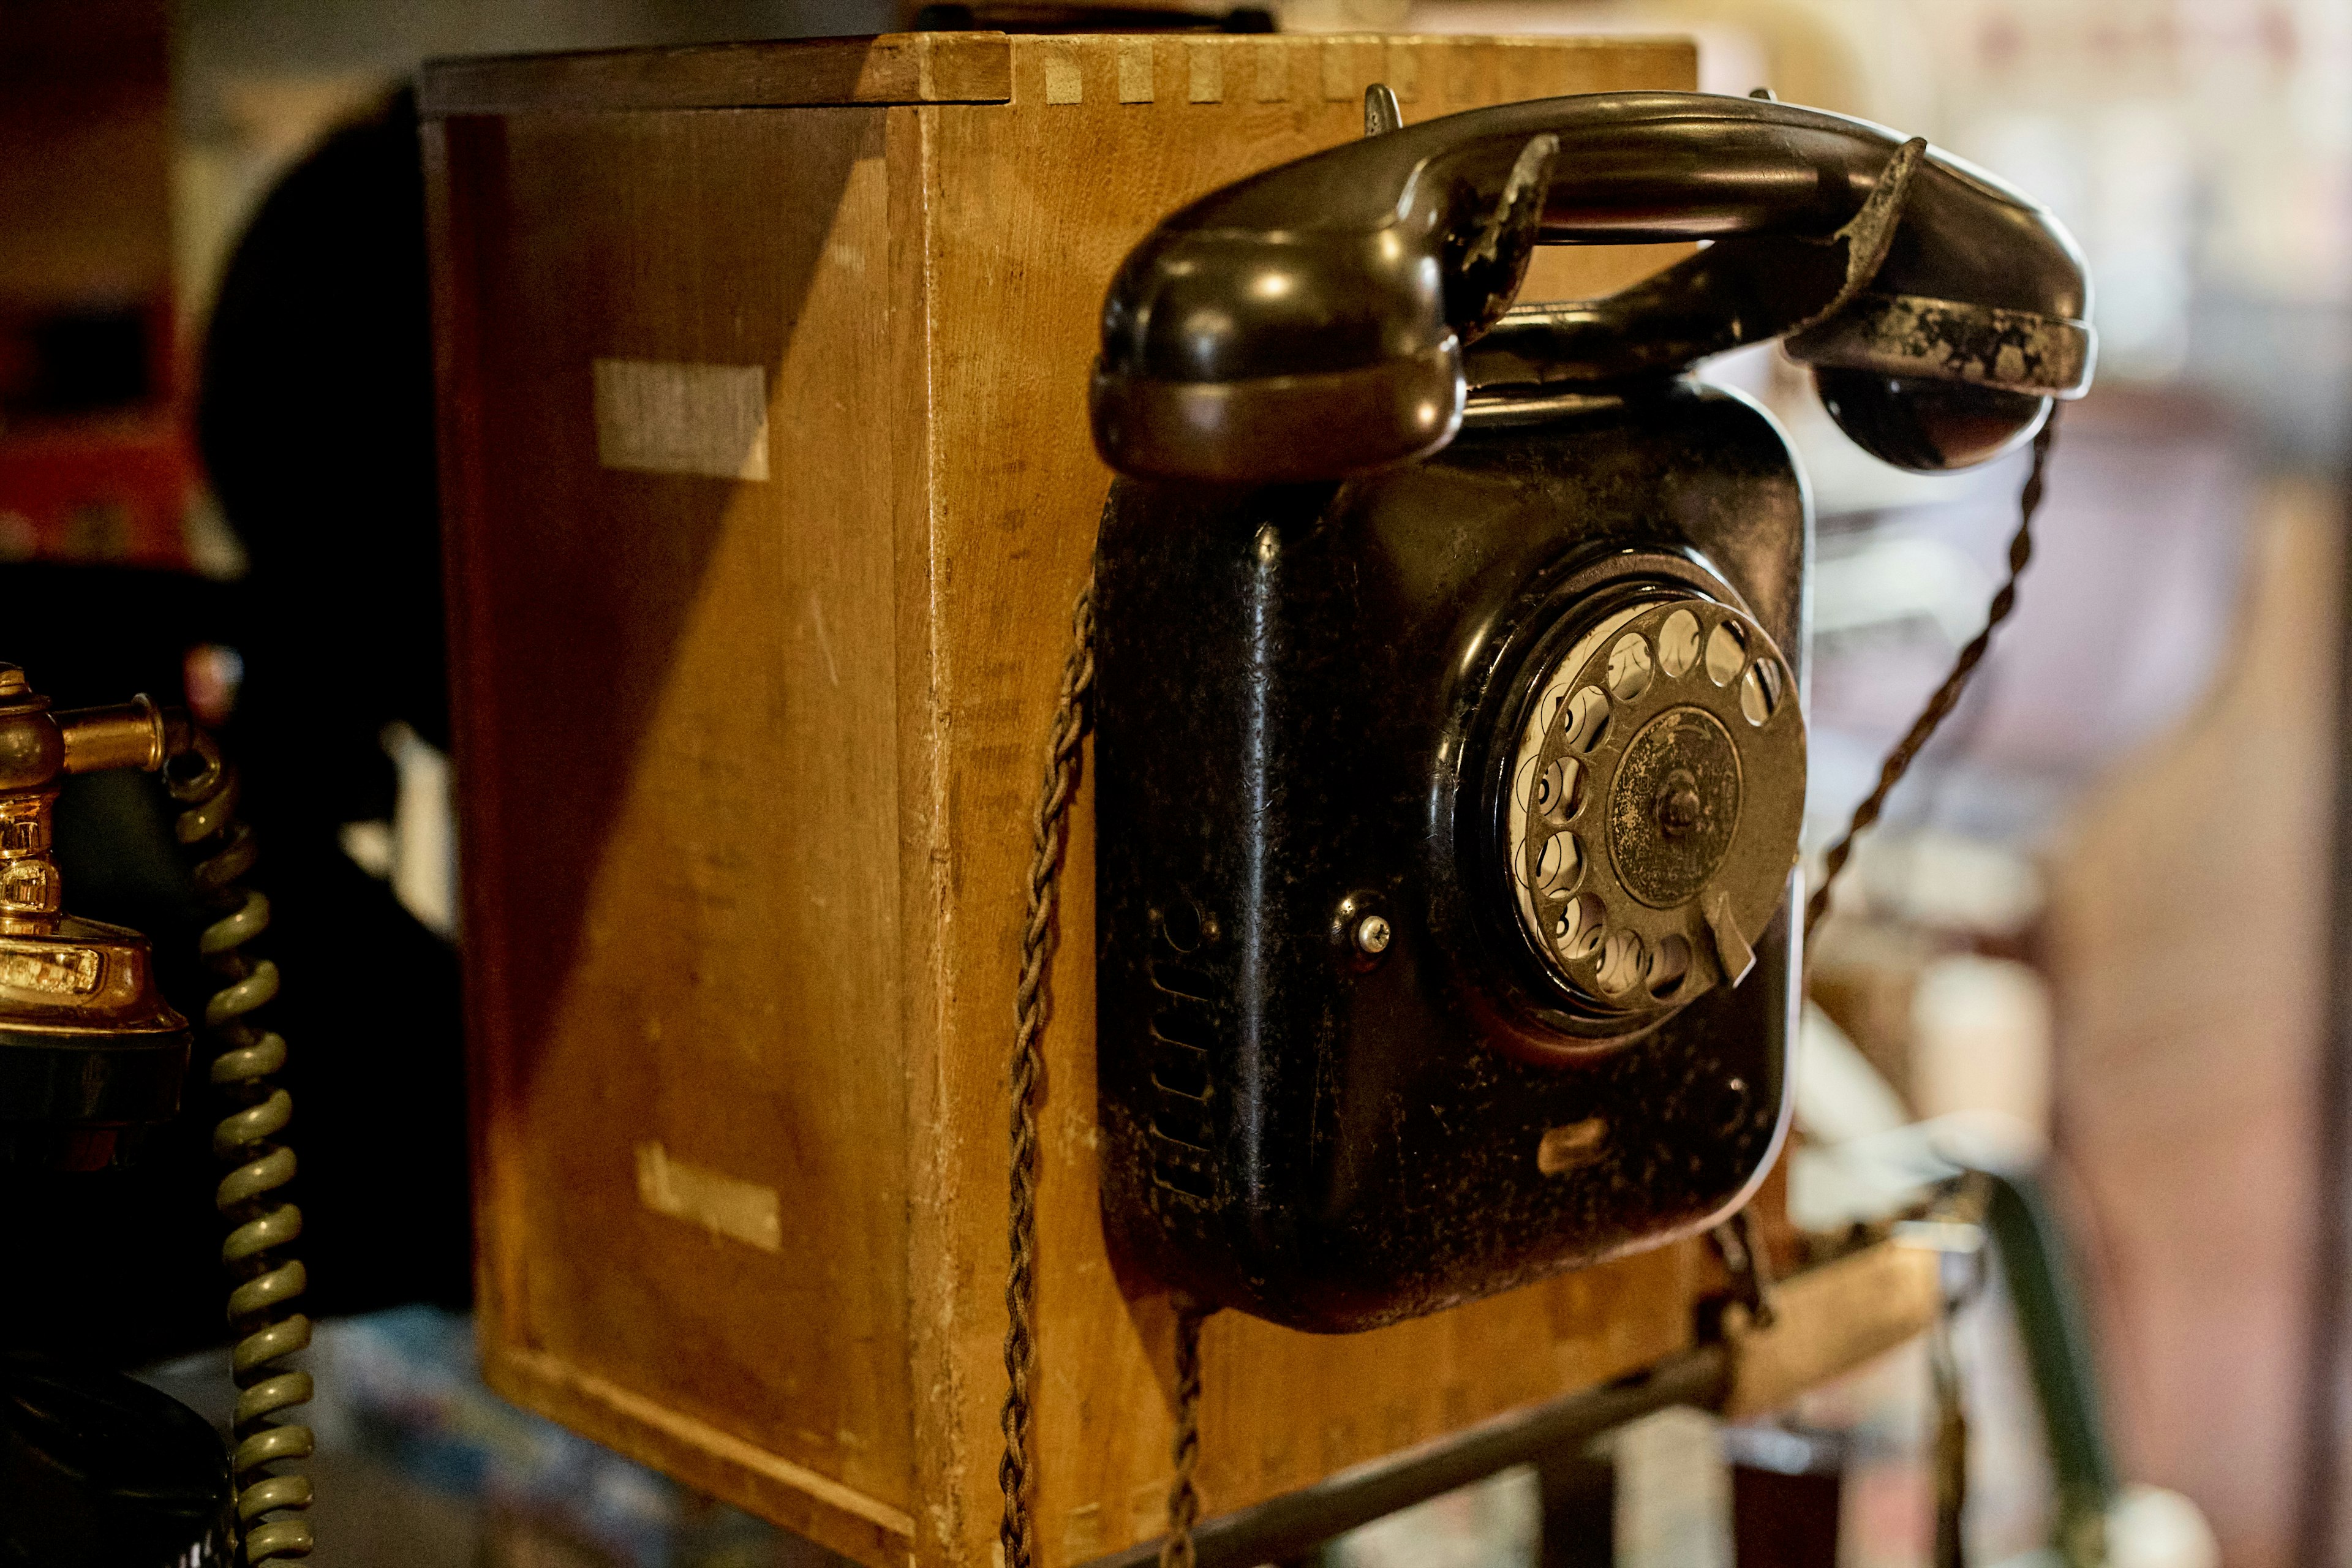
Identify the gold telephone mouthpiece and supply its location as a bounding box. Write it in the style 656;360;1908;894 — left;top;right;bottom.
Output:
0;666;192;1170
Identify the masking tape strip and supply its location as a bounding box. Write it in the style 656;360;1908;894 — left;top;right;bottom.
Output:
635;1140;783;1253
592;358;771;481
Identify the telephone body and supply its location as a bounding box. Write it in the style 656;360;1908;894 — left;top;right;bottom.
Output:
0;672;314;1561
1090;92;2090;1331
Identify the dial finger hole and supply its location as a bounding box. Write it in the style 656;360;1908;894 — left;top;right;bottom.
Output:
1534;830;1582;895
1705;620;1747;686
1606;633;1654;702
1540;684;1570;731
1563;687;1610;753
1555;892;1605;961
1596;927;1646;996
1740;657;1784;726
1657;608;1702;678
1534;757;1585;824
1648;933;1691;998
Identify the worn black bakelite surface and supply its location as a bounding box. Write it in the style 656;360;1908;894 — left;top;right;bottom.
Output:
0;1021;190;1170
1096;379;1803;1331
1;1352;237;1567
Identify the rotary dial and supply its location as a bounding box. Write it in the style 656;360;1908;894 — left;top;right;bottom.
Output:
1504;593;1805;1024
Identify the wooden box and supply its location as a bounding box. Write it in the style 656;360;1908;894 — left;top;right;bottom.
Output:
421;31;1705;1567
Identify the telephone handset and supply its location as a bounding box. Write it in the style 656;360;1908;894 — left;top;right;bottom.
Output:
1088;94;2091;1330
1091;91;2091;483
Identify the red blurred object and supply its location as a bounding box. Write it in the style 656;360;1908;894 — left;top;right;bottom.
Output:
0;0;194;573
0;409;194;569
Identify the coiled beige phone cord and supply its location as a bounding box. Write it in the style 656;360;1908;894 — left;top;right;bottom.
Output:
168;730;317;1563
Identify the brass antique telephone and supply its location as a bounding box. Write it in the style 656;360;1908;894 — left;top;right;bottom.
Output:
0;674;310;1562
1085;91;2090;1331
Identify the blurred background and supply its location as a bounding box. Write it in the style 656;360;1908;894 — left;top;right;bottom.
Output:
5;0;2348;1563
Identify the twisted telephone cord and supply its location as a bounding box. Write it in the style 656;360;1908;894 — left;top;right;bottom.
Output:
1001;570;1098;1568
170;734;316;1562
999;551;1214;1568
1803;413;2060;944
1162;1296;1208;1568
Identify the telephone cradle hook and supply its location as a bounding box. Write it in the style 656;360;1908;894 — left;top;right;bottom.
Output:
1710;1205;1779;1333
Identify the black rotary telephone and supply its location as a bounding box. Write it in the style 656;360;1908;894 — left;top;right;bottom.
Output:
1088;91;2090;1331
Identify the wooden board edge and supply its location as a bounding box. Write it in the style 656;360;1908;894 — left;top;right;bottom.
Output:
483;1344;921;1567
1420;32;1694;53
887;99;977;1568
410;29;1697;119
418;32;1013;117
1722;1240;1942;1420
421;110;537;1354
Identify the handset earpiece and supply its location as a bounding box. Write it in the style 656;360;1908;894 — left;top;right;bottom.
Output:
1782;143;2095;470
1791;292;2092;470
1807;371;2054;472
1090;92;2094;484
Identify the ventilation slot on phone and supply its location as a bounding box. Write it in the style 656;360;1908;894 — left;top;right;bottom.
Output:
1145;1128;1216;1199
1148;1059;1215;1149
1149;987;1216;1051
1150;1035;1212;1101
1150;1102;1216;1155
1145;929;1226;1203
1149;959;1218;1003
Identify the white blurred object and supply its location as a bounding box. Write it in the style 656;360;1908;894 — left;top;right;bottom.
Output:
1791;1110;2045;1231
1912;955;2054;1140
2107;1484;2223;1568
1792;1002;1910;1146
338;818;394;881
1788;941;2054;1226
343;723;459;939
1613;1407;1731;1568
1400;1;1770;98
384;722;459;940
1858;831;2047;937
1789;1000;1920;1231
1812;533;1996;645
1989;1485;2222;1568
1276;0;1412;29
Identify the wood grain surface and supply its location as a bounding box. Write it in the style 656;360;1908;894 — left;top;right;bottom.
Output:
429;32;1732;1568
430;104;921;1563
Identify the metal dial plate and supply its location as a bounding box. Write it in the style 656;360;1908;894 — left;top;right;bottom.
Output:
1504;594;1805;1022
